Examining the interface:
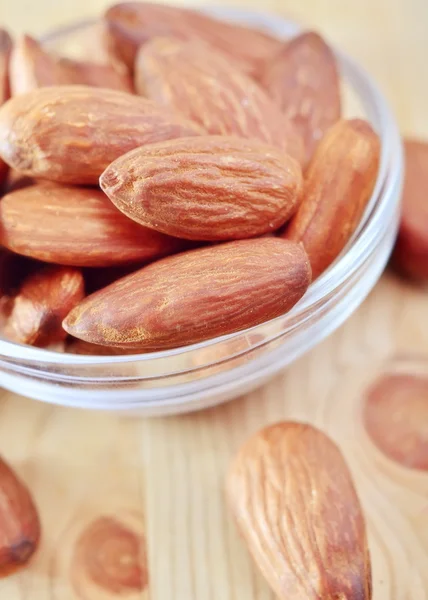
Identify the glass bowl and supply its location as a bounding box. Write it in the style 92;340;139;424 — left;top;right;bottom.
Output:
0;6;403;416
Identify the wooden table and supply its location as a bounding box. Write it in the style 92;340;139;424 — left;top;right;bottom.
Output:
1;0;428;598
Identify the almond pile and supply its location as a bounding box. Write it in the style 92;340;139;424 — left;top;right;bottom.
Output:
0;2;381;354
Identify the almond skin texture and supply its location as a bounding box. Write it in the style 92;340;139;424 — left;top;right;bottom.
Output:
104;2;281;76
0;85;202;185
0;457;41;576
0;184;183;267
0;29;12;187
4;265;84;347
135;38;304;163
63;238;311;351
100;136;303;241
283;119;380;278
260;32;341;165
227;422;372;600
10;34;133;96
392;139;428;281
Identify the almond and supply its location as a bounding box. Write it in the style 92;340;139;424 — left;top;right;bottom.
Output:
63;238;311;351
4;265;84;347
0;456;40;576
227;422;372;600
392;138;428;281
104;2;281;76
9;34;133;96
0;85;202;185
135;37;304;163
57;57;133;93
0;29;12;187
260;32;341;164
10;34;61;96
283;119;380;278
0;183;183;267
0;30;11;106
100;136;303;241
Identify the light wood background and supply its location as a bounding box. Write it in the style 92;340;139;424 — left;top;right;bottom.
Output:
1;0;428;598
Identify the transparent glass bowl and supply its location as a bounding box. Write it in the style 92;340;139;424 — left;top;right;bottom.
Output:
0;7;403;416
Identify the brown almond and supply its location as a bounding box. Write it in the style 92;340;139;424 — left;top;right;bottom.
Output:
227;422;372;600
0;85;202;184
9;34;133;96
4;265;84;347
260;32;341;164
58;57;133;92
283;119;380;278
0;30;11;106
0;184;183;267
104;2;281;76
0;456;40;576
392;138;428;281
63;238;311;351
100;136;302;241
135;37;304;163
10;34;61;96
0;29;12;187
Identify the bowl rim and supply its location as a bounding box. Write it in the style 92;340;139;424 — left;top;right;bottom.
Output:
0;6;404;368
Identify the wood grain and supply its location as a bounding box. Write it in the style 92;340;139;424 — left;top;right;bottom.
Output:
0;0;427;599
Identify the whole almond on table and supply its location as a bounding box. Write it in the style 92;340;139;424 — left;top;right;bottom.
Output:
227;422;372;600
0;456;41;576
104;1;282;76
100;136;303;241
3;265;84;347
0;183;183;267
260;31;341;165
0;29;12;187
0;85;202;185
10;34;133;95
392;139;428;281
135;37;304;163
63;238;311;351
283;119;381;278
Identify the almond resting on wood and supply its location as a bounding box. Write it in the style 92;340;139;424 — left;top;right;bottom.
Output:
392;138;428;281
227;422;372;599
0;456;41;576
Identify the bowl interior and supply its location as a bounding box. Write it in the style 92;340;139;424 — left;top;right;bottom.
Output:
0;7;403;376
